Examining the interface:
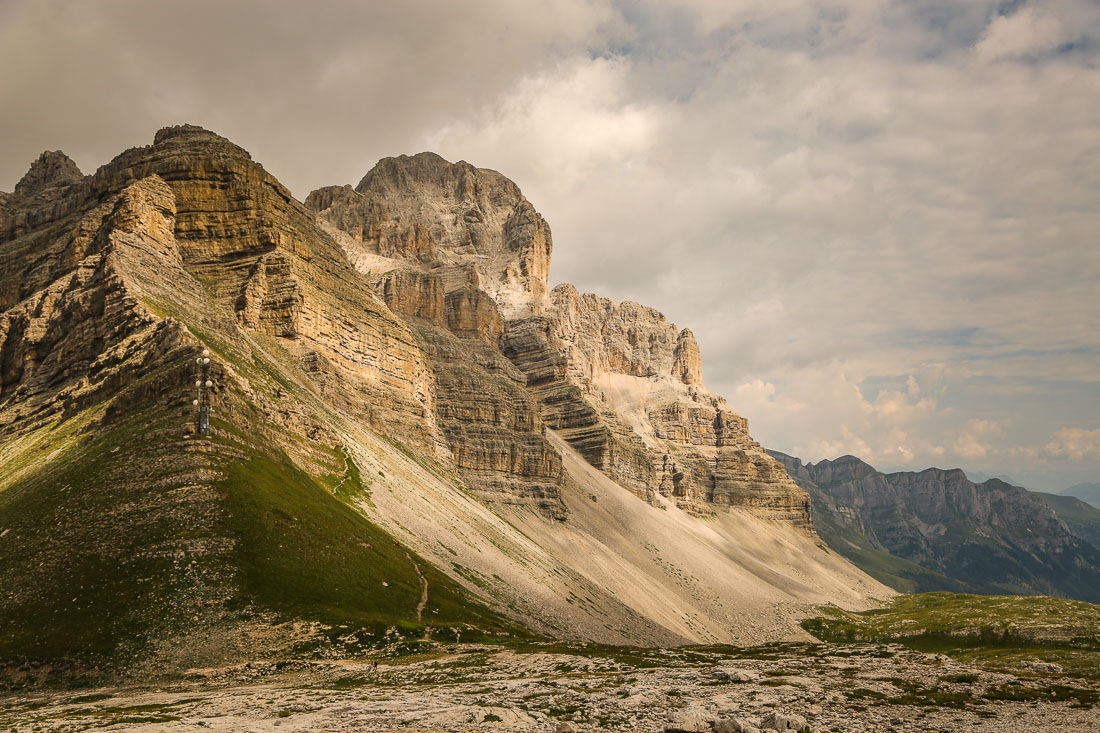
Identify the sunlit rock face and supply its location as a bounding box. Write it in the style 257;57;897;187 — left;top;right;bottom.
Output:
312;153;812;529
503;285;812;527
1;125;442;452
306;152;552;319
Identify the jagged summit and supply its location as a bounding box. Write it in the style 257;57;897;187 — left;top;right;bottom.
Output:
306;154;815;526
12;150;83;196
308;151;552;318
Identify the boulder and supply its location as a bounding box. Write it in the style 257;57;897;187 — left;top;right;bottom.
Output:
758;712;809;732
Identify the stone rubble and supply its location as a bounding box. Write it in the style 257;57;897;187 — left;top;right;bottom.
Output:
2;642;1094;732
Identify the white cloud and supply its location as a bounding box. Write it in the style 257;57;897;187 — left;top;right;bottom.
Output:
421;57;661;190
1044;428;1100;461
952;419;1007;461
974;5;1065;63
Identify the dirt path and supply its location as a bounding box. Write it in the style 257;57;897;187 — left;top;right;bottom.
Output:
333;447;351;494
405;552;428;623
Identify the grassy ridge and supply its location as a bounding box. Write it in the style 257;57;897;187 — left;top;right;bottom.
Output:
215;429;518;639
0;388;524;684
803;592;1100;677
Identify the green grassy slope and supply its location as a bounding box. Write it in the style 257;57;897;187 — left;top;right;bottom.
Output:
804;592;1100;678
0;373;523;685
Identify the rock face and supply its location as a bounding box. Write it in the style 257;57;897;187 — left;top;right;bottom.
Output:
0;174;193;434
771;451;1100;602
311;155;812;528
14;150;83;196
1;125;443;451
306;152;552;318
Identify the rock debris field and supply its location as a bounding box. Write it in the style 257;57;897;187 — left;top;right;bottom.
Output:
3;642;1097;732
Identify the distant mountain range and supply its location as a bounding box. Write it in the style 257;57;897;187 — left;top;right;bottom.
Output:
769;451;1100;603
1060;482;1100;509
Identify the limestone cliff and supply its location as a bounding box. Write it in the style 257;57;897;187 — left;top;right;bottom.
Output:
2;126;444;454
507;285;811;526
311;154;812;528
305;152;552;318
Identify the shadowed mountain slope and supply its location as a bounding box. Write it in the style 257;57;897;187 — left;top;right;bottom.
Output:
770;451;1100;602
1061;482;1100;509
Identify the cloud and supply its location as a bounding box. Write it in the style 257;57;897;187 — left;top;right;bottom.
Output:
1043;428;1100;461
952;419;1007;461
420;57;661;190
974;5;1065;63
729;364;946;468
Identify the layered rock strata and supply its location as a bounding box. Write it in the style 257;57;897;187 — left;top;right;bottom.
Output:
310;154;811;529
306;152;552;318
413;321;565;519
504;286;811;526
1;125;448;454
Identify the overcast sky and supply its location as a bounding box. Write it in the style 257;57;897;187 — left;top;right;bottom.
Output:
2;0;1097;491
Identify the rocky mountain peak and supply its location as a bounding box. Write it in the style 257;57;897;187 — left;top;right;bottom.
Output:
775;448;1100;602
810;454;880;484
308;152;551;317
152;123;245;152
13;150;83;196
673;328;702;385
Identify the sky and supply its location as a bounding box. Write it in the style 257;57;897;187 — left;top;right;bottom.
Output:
2;0;1098;491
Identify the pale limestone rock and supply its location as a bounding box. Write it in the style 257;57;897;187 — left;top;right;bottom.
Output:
377;269;445;325
306;152;552;318
673;328;702;385
305;150;810;526
759;711;809;731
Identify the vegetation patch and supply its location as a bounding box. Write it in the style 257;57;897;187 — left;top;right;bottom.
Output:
803;592;1100;677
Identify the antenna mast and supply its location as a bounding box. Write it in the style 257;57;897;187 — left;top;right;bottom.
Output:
193;349;213;436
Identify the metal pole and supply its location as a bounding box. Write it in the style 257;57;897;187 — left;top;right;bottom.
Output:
194;349;213;436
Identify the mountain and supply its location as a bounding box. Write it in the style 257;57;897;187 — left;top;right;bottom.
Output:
769;452;1100;602
961;469;1019;486
0;127;884;680
1061;482;1100;509
1030;491;1100;550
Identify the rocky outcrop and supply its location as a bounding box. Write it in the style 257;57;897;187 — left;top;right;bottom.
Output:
14;151;83;197
377;269;445;325
771;451;1100;601
306;152;552;317
415;323;565;517
310;154;812;529
517;285;811;526
0;175;194;435
500;313;658;499
444;288;504;344
673;328;702;385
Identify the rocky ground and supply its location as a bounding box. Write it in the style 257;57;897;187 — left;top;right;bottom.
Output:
3;642;1096;732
